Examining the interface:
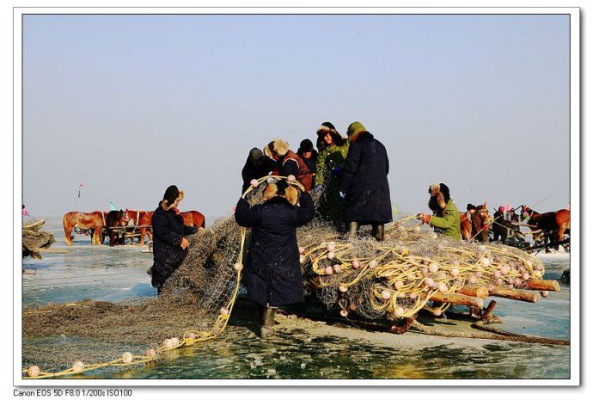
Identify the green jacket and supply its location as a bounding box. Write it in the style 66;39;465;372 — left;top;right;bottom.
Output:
429;200;461;240
315;141;350;186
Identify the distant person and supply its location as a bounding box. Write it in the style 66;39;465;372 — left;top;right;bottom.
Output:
264;139;314;191
241;147;276;193
339;121;392;241
22;205;30;216
296;139;317;178
150;185;198;294
235;179;315;338
417;183;461;240
314;122;349;189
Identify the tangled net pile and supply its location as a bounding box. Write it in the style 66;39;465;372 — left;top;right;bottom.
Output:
22;176;552;379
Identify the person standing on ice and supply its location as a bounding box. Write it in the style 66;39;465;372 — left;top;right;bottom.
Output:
150;185;198;294
417;183;461;240
264;139;314;192
234;179;315;338
241;147;276;194
339;121;392;241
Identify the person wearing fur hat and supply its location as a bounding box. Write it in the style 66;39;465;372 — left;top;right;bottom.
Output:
339;121;392;241
150;185;198;294
235;179;315;338
314;122;349;189
241;147;277;194
264;139;314;191
417;183;461;240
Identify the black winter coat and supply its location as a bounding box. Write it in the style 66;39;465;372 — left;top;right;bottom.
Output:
235;193;315;306
339;133;392;224
151;203;198;292
241;157;277;194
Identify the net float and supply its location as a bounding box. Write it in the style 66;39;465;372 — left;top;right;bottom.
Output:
339;285;348;293
481;258;490;267
381;290;391;300
333;265;342;273
351;259;360;269
541;291;549;298
468;275;477;284
27;365;40;378
452;260;460;267
500;265;510;275
495;278;503;286
298;246;305;254
146;348;157;358
170;337;180;347
327;242;335;252
420;268;428;276
428;263;438;273
514;278;522;287
72;361;85;374
324;266;334;275
494;270;501;279
186;332;196;339
233;263;243;271
395;281;404;290
395;307;405;316
163;339;174;349
523;273;530;280
299;255;307;264
451;268;459;277
369;260;378;269
433;308;442;316
327;251;335;259
220;307;229;316
437;282;448;292
287;175;296;182
250;179;259;188
425;278;434;287
121;352;134;364
339;309;348;317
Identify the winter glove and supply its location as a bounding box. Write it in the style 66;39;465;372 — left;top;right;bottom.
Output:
417;213;431;224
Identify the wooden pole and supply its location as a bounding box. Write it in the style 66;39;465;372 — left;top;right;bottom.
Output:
526;279;560;292
458;285;489;299
488;287;541;303
429;292;484;308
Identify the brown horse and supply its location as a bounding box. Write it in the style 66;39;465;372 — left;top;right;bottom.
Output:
521;206;570;251
460;203;493;242
181;211;206;230
63;211;106;245
106;210;129;246
125;209;154;244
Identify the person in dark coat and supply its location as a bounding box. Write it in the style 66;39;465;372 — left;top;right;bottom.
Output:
151;185;198;294
297;139;317;177
235;179;315;337
339;121;392;241
241;147;276;194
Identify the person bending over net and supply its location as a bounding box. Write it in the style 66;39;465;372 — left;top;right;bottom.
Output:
235;179;315;338
150;185;198;294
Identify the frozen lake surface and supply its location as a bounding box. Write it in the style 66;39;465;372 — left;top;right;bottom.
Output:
21;217;573;380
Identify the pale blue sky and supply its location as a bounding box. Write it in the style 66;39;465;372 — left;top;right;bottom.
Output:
22;14;570;218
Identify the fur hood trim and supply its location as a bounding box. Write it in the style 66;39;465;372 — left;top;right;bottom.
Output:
263;183;299;206
161;190;184;211
264;139;289;157
428;184;446;210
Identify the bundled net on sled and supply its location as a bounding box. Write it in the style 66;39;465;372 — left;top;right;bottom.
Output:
22;176;550;378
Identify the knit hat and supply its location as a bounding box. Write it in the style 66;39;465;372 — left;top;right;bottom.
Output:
248;147;264;164
262;179;299;206
264;139;290;158
346;121;367;142
162;185;184;210
298;139;314;153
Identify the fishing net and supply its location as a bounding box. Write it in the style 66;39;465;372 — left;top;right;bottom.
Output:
22;176;550;379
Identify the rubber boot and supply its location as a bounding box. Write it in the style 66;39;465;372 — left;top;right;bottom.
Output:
372;224;385;241
348;221;360;239
260;307;276;338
